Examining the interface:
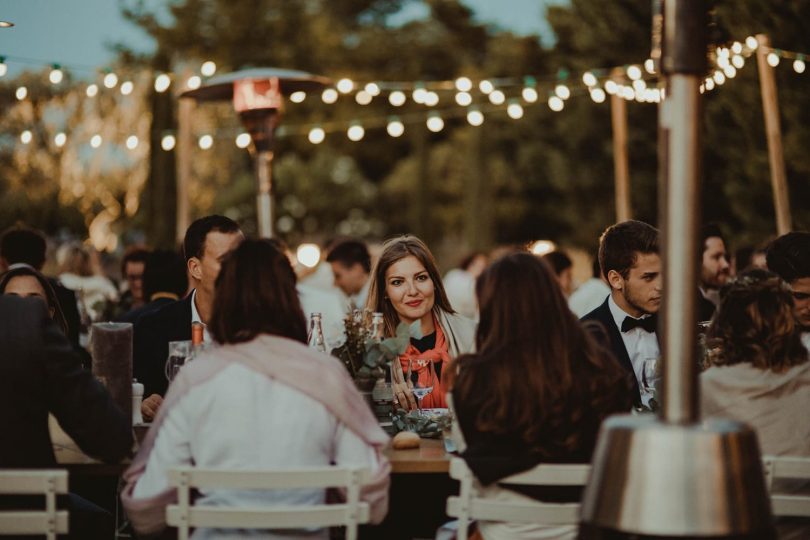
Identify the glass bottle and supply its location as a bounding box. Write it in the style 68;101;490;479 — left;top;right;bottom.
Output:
370;312;385;342
308;312;327;353
190;321;205;359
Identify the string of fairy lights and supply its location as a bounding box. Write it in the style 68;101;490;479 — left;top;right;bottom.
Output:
2;35;807;152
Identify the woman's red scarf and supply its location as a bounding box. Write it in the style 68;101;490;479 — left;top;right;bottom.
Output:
397;318;451;408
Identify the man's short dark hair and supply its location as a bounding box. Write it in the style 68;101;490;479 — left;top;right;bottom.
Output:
599;220;660;279
766;231;810;283
121;245;150;275
0;225;47;269
700;223;725;255
326;239;371;274
542;251;572;276
143;249;189;300
182;215;241;262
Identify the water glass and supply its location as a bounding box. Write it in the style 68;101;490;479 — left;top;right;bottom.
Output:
407;358;435;413
165;340;192;382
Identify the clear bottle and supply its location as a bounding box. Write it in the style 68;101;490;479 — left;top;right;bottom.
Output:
308;312;327;353
370;312;385;342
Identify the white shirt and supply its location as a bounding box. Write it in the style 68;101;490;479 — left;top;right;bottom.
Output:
608;295;660;406
190;289;212;344
802;332;810;353
568;278;610;318
349;279;371;312
443;268;478;319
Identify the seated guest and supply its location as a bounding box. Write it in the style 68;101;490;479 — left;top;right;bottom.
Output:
134;215;243;420
448;253;633;540
0;266;69;336
767;231;810;350
122;239;390;538
543;250;574;297
326;238;372;311
697;224;731;321
115;245;150;316
57;242;119;321
701;269;810;539
119;249;188;324
444;251;488;319
366;235;475;410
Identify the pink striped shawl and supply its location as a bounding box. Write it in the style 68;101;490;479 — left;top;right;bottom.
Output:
121;334;391;534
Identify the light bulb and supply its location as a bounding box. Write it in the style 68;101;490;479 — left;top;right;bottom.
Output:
767;53;780;67
582;71;597;87
479;80;494;94
86;84;98;97
412;87;428;104
20;130;32;144
723;65;737;78
455;91;472;106
604;80;618;94
466;109;484;126
388;90;406;106
235;133;251;148
0;61;7;77
347;124;365;142
308;127;325;144
120;81;134;95
154;74;171;93
296;244;321;268
161;134;176;151
795;59;806;74
198;134;213;150
386;118;404;137
506;101;524;119
321;88;339;104
705;78;715;91
201;60;216;77
554;84;571;100
732;55;745;69
731;42;743;54
590;88;606;103
424;91;439;107
713;71;726;85
103;72;118;88
126;135;139;150
644;59;656;74
621;87;635;100
455;77;472;92
426;113;444;132
745;36;758;50
626;65;642;80
355;90;372;105
186;75;201;90
290;91;306;103
336;78;354;94
632;79;647;93
522;87;538;103
716;55;730;69
488;89;505;105
49;67;64;84
15;86;27;100
364;82;381;96
90;134;102;148
54;132;66;147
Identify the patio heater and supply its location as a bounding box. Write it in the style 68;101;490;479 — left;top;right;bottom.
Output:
578;1;775;539
181;68;329;237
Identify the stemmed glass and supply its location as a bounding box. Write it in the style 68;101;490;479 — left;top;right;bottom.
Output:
406;358;435;414
165;340;192;383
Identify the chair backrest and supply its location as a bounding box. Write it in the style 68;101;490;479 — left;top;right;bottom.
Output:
0;470;69;540
166;466;371;540
446;457;590;540
762;455;810;517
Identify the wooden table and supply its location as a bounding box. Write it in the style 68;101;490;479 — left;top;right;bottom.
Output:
383;438;450;473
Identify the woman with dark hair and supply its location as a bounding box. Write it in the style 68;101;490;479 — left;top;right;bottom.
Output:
366;235;475;410
448;253;633;540
0;266;69;336
122;239;390;538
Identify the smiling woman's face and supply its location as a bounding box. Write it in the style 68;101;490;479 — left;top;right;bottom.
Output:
384;255;435;326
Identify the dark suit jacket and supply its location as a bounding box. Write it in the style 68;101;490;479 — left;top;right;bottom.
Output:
133;294;193;397
48;278;81;350
0;295;132;467
581;297;643;404
697;290;717;322
118;296;176;326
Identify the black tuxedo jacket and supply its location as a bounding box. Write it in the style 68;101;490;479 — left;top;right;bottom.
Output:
581;297;643;404
0;295;132;467
133;294;193;397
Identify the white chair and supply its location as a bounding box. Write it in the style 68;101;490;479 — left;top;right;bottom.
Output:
762;455;810;517
0;470;69;540
166;466;371;540
446;457;590;540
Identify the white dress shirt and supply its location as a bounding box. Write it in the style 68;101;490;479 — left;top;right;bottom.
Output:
189;289;212;344
608;295;660;406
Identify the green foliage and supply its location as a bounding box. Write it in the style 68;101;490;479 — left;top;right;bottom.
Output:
392;408;450;437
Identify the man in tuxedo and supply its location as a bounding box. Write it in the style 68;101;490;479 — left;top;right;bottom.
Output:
767;231;810;351
134;215;243;419
697;223;731;321
582;220;662;406
1;294;132;538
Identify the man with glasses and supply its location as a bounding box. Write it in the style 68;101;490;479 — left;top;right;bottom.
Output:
767;231;810;351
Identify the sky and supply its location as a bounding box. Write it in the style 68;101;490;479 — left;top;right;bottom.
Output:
0;0;563;78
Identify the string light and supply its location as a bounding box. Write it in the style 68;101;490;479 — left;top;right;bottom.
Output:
716;55;730;69
412;85;428;104
582;71;597;87
794;58;806;74
745;36;758;50
86;84;98;97
522;86;538;103
321;88;338;104
386;117;405;137
20;130;32;144
355;90;372;105
705;78;716;91
723;65;737;78
590;88;606;103
186;75;202;90
347;122;365;142
506;100;524;119
364;82;381;96
644;59;656;74
336;78;354;94
161;134;176;151
235;133;251;148
712;71;726;85
388;91;406;107
308;126;325;144
479;80;494;94
732;55;745;69
466;107;484;126
455;77;472;92
731;42;743;54
488;89;505;105
632;79;647;93
126;135;139;150
424;92;439;107
626;65;642;80
767;53;780;67
154;74;171;93
103;72;118;89
54;132;66;147
49;65;63;84
90;134;102;148
621;87;635;100
455;92;472;106
198;134;213;150
604;80;619;95
554;84;571;100
290;91;306;103
15;86;27;100
201;61;216;77
426;112;444;132
120;81;134;95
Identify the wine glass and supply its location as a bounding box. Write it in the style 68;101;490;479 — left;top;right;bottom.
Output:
407;358;435;414
641;357;659;395
165;340;192;383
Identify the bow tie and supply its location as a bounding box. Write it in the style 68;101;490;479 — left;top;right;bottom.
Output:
621;314;657;333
